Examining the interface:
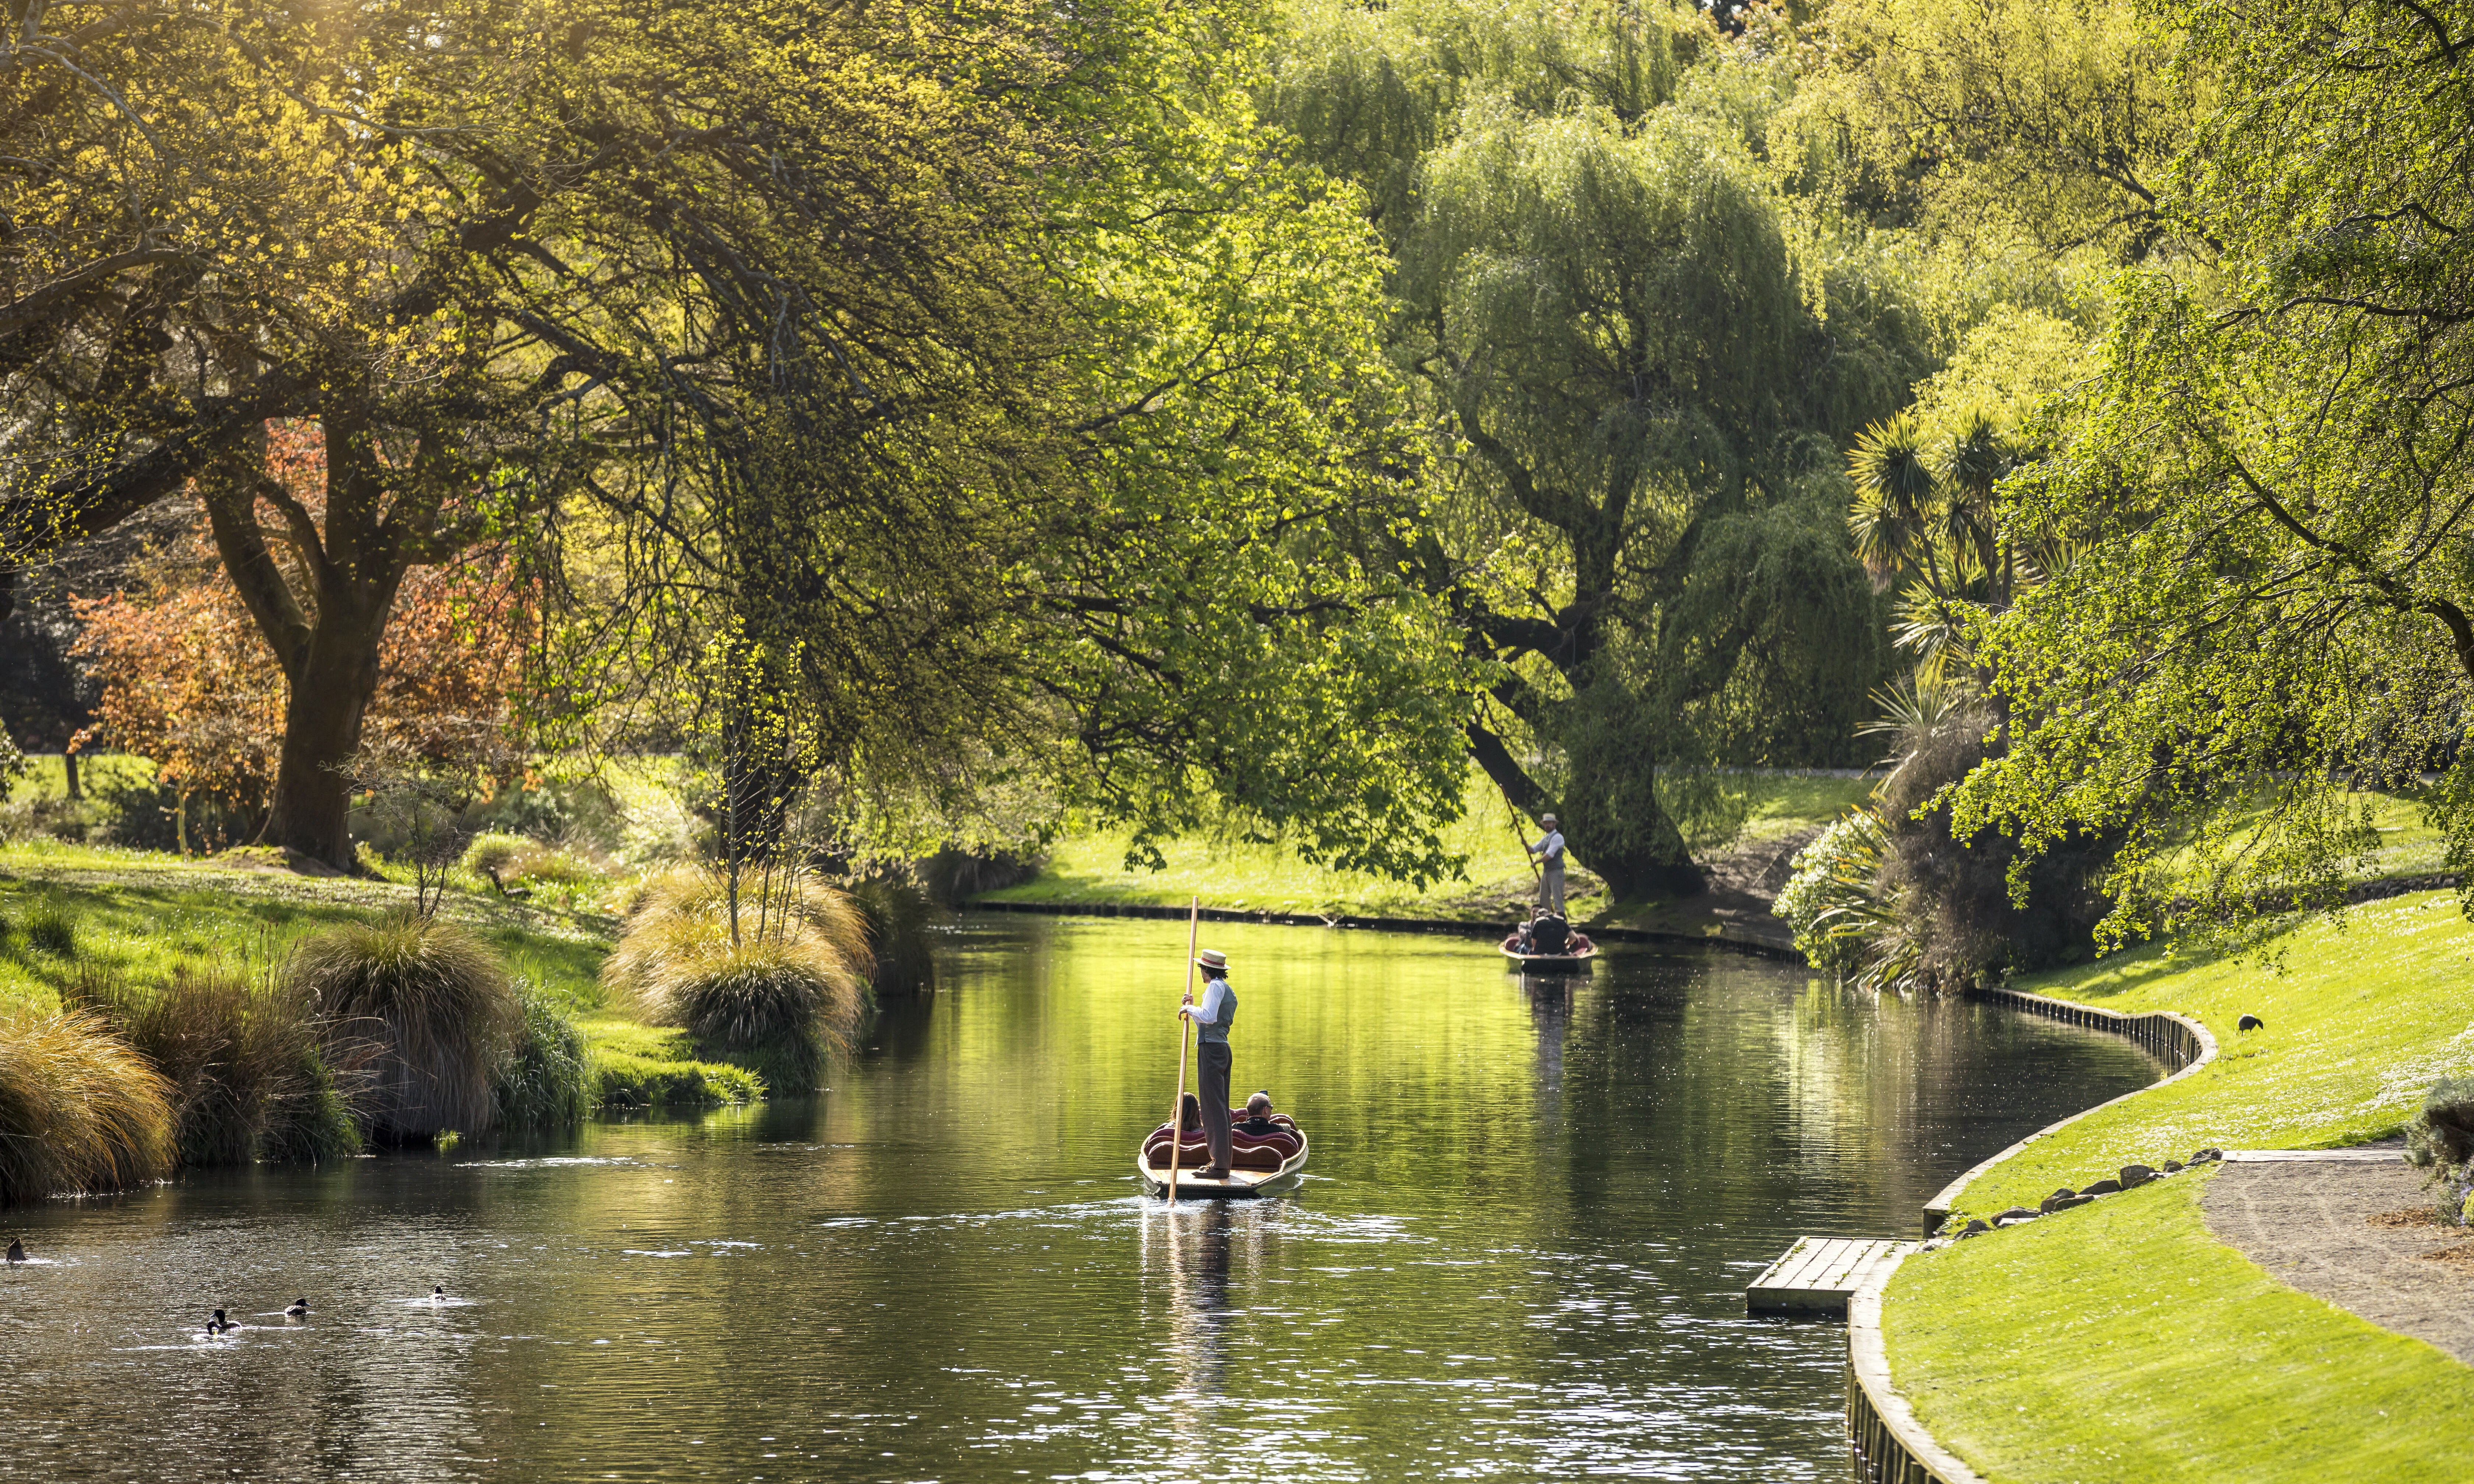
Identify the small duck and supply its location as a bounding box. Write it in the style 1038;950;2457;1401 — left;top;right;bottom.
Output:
283;1298;309;1320
204;1308;233;1338
430;1285;446;1303
5;1237;25;1264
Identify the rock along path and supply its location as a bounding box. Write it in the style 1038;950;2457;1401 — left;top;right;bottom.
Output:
2201;1153;2474;1365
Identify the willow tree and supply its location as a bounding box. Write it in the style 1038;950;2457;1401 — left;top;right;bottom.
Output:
1273;0;1925;896
1946;0;2474;940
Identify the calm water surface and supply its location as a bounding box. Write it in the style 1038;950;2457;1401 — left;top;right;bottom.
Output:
0;915;2161;1481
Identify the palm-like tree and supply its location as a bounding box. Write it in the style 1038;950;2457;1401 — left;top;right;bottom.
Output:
1846;408;2032;680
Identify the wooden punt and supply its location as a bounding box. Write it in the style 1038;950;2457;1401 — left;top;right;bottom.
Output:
1501;942;1597;970
1138;1129;1310;1199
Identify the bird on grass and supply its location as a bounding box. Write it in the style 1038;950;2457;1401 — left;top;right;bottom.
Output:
283;1298;309;1320
204;1308;233;1338
5;1237;25;1264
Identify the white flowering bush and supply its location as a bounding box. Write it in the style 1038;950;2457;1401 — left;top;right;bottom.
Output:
1774;812;1890;978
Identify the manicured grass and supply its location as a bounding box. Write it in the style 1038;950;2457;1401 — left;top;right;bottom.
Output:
1939;891;2474;1223
1886;1170;2474;1483
982;770;1871;919
1883;890;2474;1481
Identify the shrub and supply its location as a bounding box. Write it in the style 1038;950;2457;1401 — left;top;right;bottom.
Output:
846;874;939;994
0;1008;176;1206
67;962;362;1166
604;865;871;1093
494;979;593;1126
1774;813;1888;979
2405;1074;2474;1225
289;915;522;1141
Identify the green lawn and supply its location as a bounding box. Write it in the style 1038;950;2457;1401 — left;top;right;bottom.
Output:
0;846;611;1013
1887;1170;2474;1483
0;843;755;1106
1939;891;2474;1222
1883;889;2474;1482
980;770;1872;919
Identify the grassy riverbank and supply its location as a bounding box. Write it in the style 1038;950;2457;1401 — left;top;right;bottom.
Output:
1889;1170;2473;1481
979;772;1870;921
1883;890;2474;1482
0;843;755;1110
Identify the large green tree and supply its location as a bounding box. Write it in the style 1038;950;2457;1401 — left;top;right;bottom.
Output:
1273;0;1927;896
1948;0;2474;937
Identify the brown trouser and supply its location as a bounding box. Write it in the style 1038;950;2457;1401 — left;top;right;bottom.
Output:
1196;1039;1232;1173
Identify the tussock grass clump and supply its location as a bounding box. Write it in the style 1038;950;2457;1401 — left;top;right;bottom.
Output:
846;875;938;995
67;962;360;1166
495;979;592;1127
289;915;521;1141
604;866;870;1093
21;898;75;957
0;1008;176;1206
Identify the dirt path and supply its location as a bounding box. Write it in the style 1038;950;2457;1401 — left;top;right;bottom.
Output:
2202;1155;2474;1364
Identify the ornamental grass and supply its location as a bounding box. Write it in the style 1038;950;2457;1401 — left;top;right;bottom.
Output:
494;978;593;1127
603;865;871;1093
288;915;521;1141
0;1008;176;1206
67;962;361;1166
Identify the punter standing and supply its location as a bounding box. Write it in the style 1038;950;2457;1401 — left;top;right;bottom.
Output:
1180;948;1237;1179
1528;813;1567;915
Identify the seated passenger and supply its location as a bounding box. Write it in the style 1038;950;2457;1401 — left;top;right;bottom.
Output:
1529;911;1570;954
1236;1092;1280;1135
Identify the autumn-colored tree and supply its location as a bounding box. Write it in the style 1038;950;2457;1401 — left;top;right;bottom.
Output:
73;423;523;851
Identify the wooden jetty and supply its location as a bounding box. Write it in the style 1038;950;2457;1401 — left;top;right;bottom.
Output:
1747;1236;1916;1317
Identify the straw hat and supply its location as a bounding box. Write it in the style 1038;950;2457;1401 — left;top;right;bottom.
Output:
1540;813;1559;826
1194;948;1229;971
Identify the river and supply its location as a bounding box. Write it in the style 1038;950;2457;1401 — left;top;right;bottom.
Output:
0;914;2161;1481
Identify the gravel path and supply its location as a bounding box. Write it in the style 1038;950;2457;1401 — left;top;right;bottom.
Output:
2202;1157;2474;1364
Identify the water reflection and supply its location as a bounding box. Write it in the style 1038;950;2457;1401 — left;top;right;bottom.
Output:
0;916;2163;1481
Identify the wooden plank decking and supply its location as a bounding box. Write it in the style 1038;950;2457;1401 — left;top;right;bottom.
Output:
1747;1236;1916;1317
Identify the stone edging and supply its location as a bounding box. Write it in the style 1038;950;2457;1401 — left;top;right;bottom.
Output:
1846;1250;1985;1484
963;898;1798;958
1919;987;2220;1236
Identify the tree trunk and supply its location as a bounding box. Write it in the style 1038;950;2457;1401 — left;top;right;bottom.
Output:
264;598;393;869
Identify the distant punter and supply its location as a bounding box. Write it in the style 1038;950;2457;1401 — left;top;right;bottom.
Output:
1179;948;1238;1180
1527;813;1567;915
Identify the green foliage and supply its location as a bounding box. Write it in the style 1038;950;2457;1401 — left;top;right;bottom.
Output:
2404;1074;2474;1225
495;979;593;1127
0;1008;176;1206
1946;0;2474;944
66;961;361;1167
1273;0;1926;894
1773;812;1886;976
287;916;522;1141
604;866;871;1092
1811;0;2198;259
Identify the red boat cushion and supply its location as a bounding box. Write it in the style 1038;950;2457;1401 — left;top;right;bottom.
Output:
1143;1121;1303;1171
